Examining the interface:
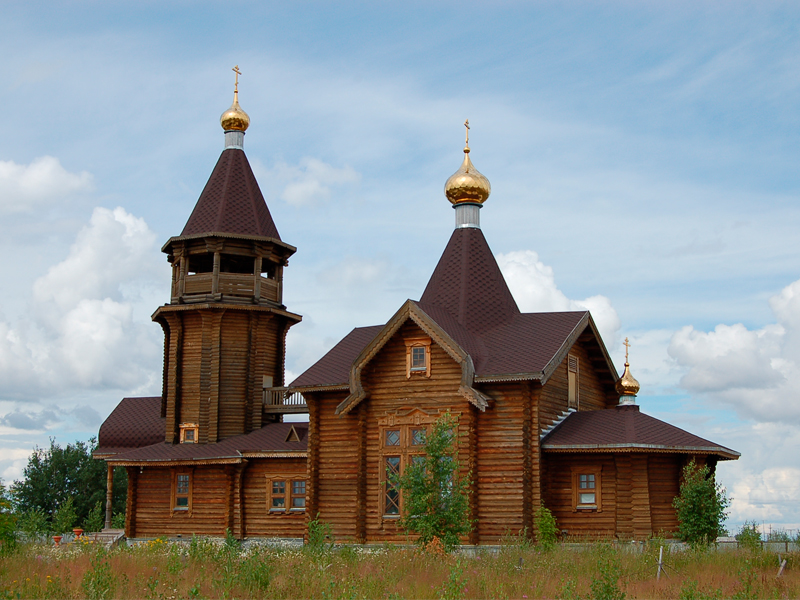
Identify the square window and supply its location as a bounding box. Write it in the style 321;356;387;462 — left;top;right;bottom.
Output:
385;430;400;446
405;338;431;378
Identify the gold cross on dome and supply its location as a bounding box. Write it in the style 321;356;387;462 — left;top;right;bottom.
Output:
464;119;470;146
623;337;631;362
232;65;241;91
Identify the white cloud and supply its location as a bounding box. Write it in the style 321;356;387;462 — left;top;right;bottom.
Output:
669;277;800;423
497;250;621;347
258;158;360;207
0;206;164;422
0;156;93;214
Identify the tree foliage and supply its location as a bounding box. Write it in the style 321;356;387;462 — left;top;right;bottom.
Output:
0;480;17;554
10;437;127;530
534;505;559;550
672;460;729;547
393;411;472;551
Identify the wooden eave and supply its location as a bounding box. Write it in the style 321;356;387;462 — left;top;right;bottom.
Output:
474;372;545;383
107;456;243;467
335;300;491;416
541;443;740;461
289;384;349;394
162;232;296;258
240;452;308;459
151;302;302;324
539;312;618;388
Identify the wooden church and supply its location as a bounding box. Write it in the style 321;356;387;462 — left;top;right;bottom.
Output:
95;75;739;543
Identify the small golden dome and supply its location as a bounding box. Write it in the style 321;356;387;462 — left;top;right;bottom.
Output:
616;338;640;397
444;120;491;205
616;362;640;397
220;90;250;132
220;65;250;132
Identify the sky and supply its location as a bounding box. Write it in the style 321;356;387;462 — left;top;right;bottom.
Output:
1;1;799;533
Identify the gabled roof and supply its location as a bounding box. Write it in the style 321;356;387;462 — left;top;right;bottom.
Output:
291;225;619;399
291;325;384;389
94;397;165;457
105;422;308;465
419;228;519;333
541;405;740;460
179;148;281;240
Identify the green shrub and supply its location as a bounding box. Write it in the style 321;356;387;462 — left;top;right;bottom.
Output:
0;480;16;554
81;548;116;599
52;496;77;535
673;460;729;547
590;545;626;600
735;521;762;552
307;513;334;554
17;507;50;540
392;411;473;551
534;505;558;550
111;511;126;529
83;500;105;532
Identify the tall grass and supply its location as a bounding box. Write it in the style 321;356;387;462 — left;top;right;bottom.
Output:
0;537;797;599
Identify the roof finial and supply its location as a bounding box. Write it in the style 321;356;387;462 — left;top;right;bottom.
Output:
445;120;491;207
616;337;640;402
233;65;241;93
464;119;470;152
220;65;250;136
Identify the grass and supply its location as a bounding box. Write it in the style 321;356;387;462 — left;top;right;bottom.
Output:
0;536;798;599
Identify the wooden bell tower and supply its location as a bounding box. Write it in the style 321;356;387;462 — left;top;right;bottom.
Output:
154;71;301;444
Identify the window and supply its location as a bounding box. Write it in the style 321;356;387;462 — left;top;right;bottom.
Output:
172;470;192;513
572;467;601;511
404;338;431;378
568;355;579;409
179;422;199;444
266;477;307;514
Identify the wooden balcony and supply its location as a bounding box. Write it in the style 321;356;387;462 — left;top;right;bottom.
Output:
174;272;280;305
263;387;307;414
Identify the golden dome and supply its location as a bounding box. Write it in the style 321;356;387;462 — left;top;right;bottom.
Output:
616;362;640;397
220;65;250;132
444;120;491;205
616;338;641;397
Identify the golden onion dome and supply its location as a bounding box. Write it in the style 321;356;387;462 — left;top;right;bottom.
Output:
616;338;641;398
220;90;250;132
220;66;250;132
616;362;641;397
444;120;491;205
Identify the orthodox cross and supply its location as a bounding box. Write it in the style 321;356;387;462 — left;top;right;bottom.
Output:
623;337;631;362
464;119;470;146
232;65;241;92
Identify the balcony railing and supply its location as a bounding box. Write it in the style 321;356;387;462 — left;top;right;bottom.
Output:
174;273;280;304
263;387;307;414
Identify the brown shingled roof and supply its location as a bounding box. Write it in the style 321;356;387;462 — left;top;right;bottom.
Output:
419;228;519;333
291;325;383;389
181;149;281;239
95;397;164;457
106;423;308;465
541;406;739;460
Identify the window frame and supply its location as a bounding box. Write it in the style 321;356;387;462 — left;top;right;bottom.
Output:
404;337;432;378
571;466;602;512
377;408;453;520
179;422;199;444
266;476;307;515
171;469;193;514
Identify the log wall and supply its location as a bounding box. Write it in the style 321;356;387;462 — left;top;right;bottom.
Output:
648;454;681;536
241;457;307;538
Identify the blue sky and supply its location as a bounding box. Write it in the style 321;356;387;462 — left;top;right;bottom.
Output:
1;1;800;532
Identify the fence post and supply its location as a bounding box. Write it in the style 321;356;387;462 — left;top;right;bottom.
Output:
657;546;664;581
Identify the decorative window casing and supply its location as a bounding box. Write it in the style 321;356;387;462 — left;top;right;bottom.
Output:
405;337;432;378
567;355;579;410
179;422;199;444
378;408;448;518
572;467;601;512
266;476;307;513
171;469;193;513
